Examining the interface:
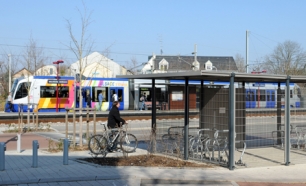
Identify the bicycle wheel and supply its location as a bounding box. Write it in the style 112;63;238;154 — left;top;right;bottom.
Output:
120;133;138;153
88;135;107;156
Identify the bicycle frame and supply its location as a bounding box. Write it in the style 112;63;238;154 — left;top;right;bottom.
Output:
100;122;128;149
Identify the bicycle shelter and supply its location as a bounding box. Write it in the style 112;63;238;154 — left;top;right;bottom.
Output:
118;71;306;170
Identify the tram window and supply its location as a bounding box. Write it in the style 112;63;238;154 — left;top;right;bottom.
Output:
40;86;69;98
290;90;293;98
15;82;30;99
58;86;69;98
267;92;270;101
250;91;255;101
246;91;250;101
92;87;108;102
297;88;301;98
118;89;123;102
271;91;275;101
281;90;285;98
260;90;265;101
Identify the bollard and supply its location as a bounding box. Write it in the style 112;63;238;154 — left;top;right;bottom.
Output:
32;140;39;168
63;139;69;165
86;109;89;142
73;108;76;148
17;134;21;153
0;142;6;171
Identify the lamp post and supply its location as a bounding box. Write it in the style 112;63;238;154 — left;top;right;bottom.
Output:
191;44;200;71
53;60;64;112
8;54;11;92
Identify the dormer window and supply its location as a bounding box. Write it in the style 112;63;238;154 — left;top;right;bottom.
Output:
159;58;169;71
204;60;213;71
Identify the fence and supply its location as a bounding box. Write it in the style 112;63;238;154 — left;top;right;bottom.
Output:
154;82;306;169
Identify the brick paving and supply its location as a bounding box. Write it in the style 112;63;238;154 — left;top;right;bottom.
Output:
0;133;50;151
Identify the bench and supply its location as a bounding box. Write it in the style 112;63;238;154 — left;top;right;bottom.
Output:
145;101;161;110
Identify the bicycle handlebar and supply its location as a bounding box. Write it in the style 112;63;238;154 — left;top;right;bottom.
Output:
99;121;128;131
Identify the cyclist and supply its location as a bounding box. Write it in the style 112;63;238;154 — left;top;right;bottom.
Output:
107;101;128;152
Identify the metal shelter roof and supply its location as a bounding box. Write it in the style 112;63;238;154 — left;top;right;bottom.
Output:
117;70;306;83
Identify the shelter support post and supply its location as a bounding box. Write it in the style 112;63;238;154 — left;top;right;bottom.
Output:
184;78;189;160
285;76;291;165
242;82;246;142
200;80;204;128
229;73;235;170
151;79;156;153
277;82;282;145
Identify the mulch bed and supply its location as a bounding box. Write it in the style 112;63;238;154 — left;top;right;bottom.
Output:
81;154;215;168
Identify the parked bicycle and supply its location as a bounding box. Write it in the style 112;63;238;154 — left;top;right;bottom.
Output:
88;122;138;157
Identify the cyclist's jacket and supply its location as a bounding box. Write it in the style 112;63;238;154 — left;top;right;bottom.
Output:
107;106;126;128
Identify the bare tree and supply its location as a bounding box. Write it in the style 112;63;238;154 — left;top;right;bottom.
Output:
65;2;94;147
123;56;140;75
234;54;246;73
23;35;46;75
21;36;46;125
263;40;306;75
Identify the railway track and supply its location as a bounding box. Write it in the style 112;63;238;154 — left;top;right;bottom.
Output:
1;109;305;124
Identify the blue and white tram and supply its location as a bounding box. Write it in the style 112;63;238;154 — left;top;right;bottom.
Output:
169;80;301;109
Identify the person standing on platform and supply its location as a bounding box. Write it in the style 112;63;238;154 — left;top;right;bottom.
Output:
86;92;91;108
140;92;147;111
112;92;118;102
98;92;103;111
7;92;13;112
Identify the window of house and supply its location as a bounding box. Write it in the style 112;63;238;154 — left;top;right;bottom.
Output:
159;59;169;71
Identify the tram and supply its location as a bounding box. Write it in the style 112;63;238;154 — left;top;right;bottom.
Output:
5;76;129;112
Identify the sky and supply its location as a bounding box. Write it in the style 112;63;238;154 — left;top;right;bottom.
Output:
1;0;306;71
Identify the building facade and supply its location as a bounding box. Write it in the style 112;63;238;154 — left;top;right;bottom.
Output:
69;52;127;78
141;55;237;74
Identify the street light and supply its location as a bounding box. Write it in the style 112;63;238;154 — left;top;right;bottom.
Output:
8;54;11;92
53;60;64;112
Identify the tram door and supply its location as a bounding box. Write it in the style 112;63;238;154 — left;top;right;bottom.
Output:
82;87;91;108
76;86;91;108
246;89;256;108
266;90;275;108
109;87;124;110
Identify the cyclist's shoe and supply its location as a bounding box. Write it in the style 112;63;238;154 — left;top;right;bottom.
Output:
109;148;121;153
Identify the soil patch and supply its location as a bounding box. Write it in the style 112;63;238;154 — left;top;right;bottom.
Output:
81;154;215;168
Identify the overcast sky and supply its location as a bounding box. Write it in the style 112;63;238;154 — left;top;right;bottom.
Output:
1;0;306;70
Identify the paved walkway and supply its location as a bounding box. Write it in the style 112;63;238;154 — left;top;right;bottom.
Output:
0;148;306;186
0;133;305;185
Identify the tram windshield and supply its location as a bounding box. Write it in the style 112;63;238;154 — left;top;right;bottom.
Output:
11;78;22;97
14;82;31;99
